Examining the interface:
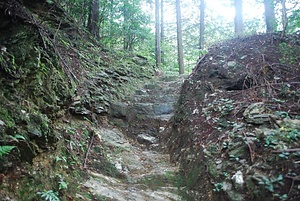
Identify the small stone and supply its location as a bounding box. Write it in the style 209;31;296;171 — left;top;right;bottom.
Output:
73;95;81;101
137;134;157;145
227;61;237;67
240;55;247;59
192;108;199;114
232;170;244;186
75;193;85;200
115;162;122;171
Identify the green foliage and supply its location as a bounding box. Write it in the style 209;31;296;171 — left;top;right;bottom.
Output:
257;174;284;193
34;47;49;75
287;9;300;33
0;50;18;77
0;107;15;128
0;145;16;158
56;174;68;190
213;182;224;192
8;134;26;142
279;42;300;64
58;181;68;190
264;127;300;149
206;98;234;117
37;190;60;201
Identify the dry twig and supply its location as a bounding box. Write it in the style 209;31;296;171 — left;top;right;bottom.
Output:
83;130;95;169
242;132;254;163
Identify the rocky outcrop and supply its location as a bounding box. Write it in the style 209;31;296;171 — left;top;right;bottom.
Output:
69;58;154;116
0;1;154;198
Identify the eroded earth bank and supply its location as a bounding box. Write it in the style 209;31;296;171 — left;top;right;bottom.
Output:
165;33;300;201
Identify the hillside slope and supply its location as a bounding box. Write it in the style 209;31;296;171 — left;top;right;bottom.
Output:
0;0;154;199
165;33;300;201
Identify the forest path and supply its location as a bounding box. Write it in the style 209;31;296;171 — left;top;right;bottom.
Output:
83;75;185;201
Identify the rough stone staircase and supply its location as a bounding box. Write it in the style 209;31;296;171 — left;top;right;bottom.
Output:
110;75;185;148
83;75;186;200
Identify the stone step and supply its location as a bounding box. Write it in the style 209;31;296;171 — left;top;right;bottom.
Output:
158;75;186;82
132;94;178;104
146;114;173;122
109;75;185;147
128;103;174;116
134;86;181;96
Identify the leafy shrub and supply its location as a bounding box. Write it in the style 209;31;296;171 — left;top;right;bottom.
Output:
37;190;60;201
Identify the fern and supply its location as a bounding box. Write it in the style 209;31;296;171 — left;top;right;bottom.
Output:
0;145;16;158
37;190;60;201
8;134;26;142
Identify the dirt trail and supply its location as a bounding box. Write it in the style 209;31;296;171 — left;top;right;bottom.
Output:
84;127;180;201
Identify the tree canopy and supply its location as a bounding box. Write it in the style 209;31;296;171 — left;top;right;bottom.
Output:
63;0;300;74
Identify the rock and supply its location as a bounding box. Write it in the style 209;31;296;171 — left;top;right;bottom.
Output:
70;107;92;115
222;182;245;201
232;170;244;189
27;113;49;138
243;102;279;124
226;190;244;201
227;61;237;68
130;103;154;115
137;134;158;145
243;102;266;117
153;103;173;115
94;106;105;114
110;102;128;117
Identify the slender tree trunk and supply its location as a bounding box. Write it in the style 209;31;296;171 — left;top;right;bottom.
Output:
199;0;205;49
161;0;165;64
155;0;161;68
234;0;243;36
123;0;129;50
176;0;184;74
280;0;287;38
87;0;100;38
108;0;114;48
263;0;276;32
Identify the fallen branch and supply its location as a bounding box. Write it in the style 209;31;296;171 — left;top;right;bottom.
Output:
83;129;95;169
243;132;254;163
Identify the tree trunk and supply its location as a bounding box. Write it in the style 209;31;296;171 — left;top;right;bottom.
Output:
87;0;100;38
263;0;276;33
234;0;243;36
161;0;165;64
123;0;129;50
280;0;287;38
176;0;184;74
199;0;205;49
155;0;161;68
